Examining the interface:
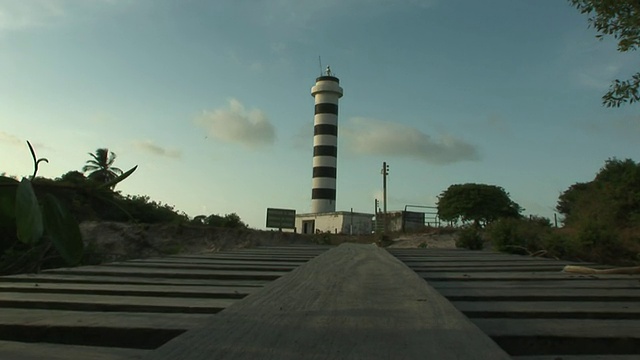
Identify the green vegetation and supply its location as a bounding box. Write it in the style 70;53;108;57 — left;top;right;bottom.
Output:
554;158;640;264
437;183;522;227
486;216;553;255
1;141;248;275
190;213;248;229
569;0;640;107
1;142;90;274
455;225;484;250
82;148;123;187
448;159;640;265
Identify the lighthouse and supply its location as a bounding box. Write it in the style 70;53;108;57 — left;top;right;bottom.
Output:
310;66;343;213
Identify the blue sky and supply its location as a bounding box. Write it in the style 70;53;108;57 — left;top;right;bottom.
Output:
1;0;638;229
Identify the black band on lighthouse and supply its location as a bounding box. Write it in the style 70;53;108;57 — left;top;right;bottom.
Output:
313;166;337;178
312;188;336;200
314;124;337;136
313;145;337;157
315;103;338;115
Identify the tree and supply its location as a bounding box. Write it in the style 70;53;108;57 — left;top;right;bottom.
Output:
569;0;640;107
202;213;248;229
557;158;640;226
223;213;248;229
437;183;522;227
82;149;123;187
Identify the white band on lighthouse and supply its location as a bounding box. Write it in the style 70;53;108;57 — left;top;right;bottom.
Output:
311;67;343;214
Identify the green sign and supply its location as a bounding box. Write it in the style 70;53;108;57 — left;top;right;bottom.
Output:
266;208;296;229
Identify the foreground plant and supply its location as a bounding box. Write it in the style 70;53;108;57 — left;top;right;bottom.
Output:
0;141;136;274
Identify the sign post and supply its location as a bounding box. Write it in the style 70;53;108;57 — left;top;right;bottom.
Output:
266;208;296;231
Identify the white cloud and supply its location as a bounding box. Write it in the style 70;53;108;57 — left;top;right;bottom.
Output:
342;117;479;164
292;122;313;150
560;33;634;91
262;0;436;28
0;0;65;31
0;0;128;33
577;63;623;90
133;140;181;159
0;131;22;146
195;98;276;149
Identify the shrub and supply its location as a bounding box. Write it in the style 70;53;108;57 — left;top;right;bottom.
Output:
455;226;484;250
487;217;551;255
540;228;579;259
570;220;638;265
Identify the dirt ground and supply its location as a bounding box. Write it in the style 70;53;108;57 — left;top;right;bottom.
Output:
80;222;318;264
387;232;458;249
79;222;460;265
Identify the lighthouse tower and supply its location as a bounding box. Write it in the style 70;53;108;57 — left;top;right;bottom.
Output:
311;66;343;213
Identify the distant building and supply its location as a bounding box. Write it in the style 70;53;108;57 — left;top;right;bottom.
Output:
376;211;426;233
296;211;373;235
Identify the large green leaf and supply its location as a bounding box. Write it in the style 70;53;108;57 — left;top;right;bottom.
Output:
98;165;138;189
42;194;84;265
15;178;43;245
0;177;18;226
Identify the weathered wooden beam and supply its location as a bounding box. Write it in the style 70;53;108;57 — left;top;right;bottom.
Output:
146;243;510;359
0;340;149;360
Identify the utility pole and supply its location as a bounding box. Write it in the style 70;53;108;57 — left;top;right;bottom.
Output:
374;199;379;233
381;162;389;234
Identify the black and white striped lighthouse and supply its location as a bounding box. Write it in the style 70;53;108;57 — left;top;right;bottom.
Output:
311;66;343;213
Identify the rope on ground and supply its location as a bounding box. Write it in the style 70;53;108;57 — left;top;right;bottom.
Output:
563;265;640;274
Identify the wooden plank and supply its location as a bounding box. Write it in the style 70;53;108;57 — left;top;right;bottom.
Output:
217;250;328;256
0;282;257;298
403;261;582;266
388;248;508;256
0;308;209;329
438;288;640;301
393;254;524;258
146;243;510;360
473;318;640;338
514;356;640;360
411;265;569;272
418;272;640;281
399;256;566;261
0;273;270;287
395;256;520;262
429;279;640;289
170;254;316;260
0;292;236;313
217;247;331;253
128;258;305;266
452;301;640;319
0;324;181;349
104;262;297;272
475;319;640;356
0;341;149;360
183;254;318;259
44;266;286;280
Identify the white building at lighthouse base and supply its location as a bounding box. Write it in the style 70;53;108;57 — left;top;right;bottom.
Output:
295;211;373;235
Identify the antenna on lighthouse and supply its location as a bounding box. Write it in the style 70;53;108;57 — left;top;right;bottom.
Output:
326;65;333;76
318;56;323;76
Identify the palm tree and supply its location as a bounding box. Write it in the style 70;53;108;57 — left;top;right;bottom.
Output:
82;148;123;186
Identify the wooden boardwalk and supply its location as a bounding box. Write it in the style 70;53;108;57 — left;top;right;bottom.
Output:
388;248;640;359
0;243;638;359
0;245;331;360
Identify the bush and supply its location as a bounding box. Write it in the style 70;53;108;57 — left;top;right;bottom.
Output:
540;229;579;259
455;226;484;250
570;220;638;265
486;217;551;255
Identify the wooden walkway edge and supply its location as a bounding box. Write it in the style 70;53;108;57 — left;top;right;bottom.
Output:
146;243;510;359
